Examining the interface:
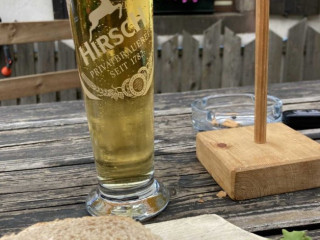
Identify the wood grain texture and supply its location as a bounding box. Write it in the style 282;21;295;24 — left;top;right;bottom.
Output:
181;31;201;91
37;42;57;103
283;19;307;83
2;20;319;105
0;45;17;106
15;43;37;104
57;41;78;101
0;20;72;45
221;27;242;88
196;123;320;200
241;31;283;86
201;21;222;89
0;80;319;237
268;31;283;84
254;0;270;144
161;35;180;93
0;81;320;236
304;27;320;81
0;20;78;105
235;0;255;12
242;40;255;86
0;70;80;101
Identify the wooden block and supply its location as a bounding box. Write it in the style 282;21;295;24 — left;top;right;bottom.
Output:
196;123;320;200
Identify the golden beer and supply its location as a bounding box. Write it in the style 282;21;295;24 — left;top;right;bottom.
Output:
69;0;169;219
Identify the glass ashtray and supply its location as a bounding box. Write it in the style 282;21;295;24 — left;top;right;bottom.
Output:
191;94;283;131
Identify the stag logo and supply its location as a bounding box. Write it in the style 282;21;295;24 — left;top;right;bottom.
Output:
88;0;123;42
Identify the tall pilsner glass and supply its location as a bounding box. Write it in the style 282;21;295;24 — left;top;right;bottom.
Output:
68;0;169;220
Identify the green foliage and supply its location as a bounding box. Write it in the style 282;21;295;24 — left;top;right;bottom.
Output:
280;229;312;240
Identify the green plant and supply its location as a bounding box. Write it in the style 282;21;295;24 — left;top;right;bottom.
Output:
280;229;312;240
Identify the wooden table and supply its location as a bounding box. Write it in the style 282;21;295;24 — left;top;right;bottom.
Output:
1;80;320;239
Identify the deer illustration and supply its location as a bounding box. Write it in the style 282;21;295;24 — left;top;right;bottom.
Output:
88;0;123;42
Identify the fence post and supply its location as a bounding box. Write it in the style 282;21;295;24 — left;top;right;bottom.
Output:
303;26;320;80
160;35;180;93
181;31;201;91
283;19;307;82
221;27;242;88
201;20;222;89
242;40;255;86
38;42;57;103
16;43;37;104
57;41;79;101
268;30;283;83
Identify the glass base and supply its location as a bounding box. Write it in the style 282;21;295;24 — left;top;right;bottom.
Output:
86;179;170;221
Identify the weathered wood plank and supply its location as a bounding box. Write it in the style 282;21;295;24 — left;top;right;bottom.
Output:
241;40;255;86
0;185;92;214
0;20;72;45
0;125;196;175
0;70;80;101
0;149;201;194
57;41;78;101
0;101;86;130
38;42;57;103
0;161;95;194
0;99;318;173
154;80;320;111
0;80;320;238
0;80;319;127
0;110;318;174
15;43;37;104
181;31;201;91
283;19;307;82
1;156;317;236
0;95;318;134
241;31;285;86
1;166;320;236
221;27;242;88
235;0;255;12
268;31;283;83
201;21;222;89
0;45;17;106
0;123;88;149
160;35;180;93
304;27;320;81
0;112;193;149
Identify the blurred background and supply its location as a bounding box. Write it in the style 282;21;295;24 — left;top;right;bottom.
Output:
0;0;319;105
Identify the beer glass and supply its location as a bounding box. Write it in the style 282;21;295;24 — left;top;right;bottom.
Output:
68;0;169;220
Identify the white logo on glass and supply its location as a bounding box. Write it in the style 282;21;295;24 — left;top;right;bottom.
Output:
88;0;123;41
